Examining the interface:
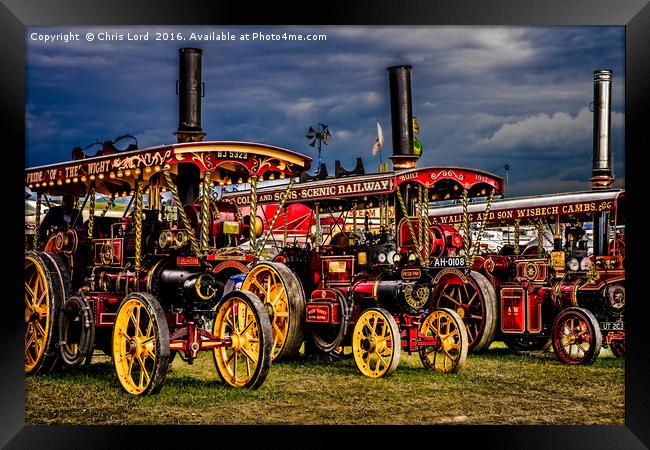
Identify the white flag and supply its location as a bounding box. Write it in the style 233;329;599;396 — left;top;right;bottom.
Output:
371;120;384;155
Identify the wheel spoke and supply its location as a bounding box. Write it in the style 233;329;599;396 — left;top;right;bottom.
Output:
35;289;48;309
34;321;47;338
251;278;266;296
266;275;272;303
25;281;37;301
126;354;134;379
466;325;475;342
466;292;478;307
442;348;457;362
442;292;461;306
144;320;154;340
25;325;36;348
240;318;255;336
240;345;259;364
225;349;236;366
231;304;238;332
461;284;470;303
270;285;286;306
272;321;285;344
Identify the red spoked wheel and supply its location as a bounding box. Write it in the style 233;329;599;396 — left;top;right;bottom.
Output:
551;307;602;365
432;271;497;352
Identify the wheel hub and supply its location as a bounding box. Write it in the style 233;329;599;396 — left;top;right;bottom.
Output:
361;337;376;353
456;306;466;320
230;332;248;351
25;305;42;323
442;335;456;352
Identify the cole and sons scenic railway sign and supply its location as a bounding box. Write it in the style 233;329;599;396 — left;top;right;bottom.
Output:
221;167;503;206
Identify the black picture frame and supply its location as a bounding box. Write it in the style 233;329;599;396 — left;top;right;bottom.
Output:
3;1;648;448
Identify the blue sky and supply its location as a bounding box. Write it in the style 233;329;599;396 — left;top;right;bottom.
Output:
26;26;624;196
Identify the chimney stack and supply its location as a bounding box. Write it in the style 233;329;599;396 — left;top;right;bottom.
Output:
590;70;614;189
387;65;419;169
175;48;206;143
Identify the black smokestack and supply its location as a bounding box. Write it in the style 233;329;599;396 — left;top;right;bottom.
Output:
591;70;613;257
175;48;204;205
175;48;206;143
387;65;419;169
590;69;613;189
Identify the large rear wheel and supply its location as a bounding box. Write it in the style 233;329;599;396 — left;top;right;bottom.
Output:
212;290;272;389
24;251;70;374
433;271;497;352
242;262;305;361
112;292;170;395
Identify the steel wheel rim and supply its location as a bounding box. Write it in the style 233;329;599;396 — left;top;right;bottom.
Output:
419;310;463;373
213;297;261;387
556;316;592;362
352;310;395;378
242;265;289;359
113;299;158;395
24;257;50;372
436;282;485;349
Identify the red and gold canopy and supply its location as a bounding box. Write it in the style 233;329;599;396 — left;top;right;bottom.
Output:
25;141;312;197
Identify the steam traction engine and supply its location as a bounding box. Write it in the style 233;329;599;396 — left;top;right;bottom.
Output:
24;139;312;394
428;70;625;364
222;65;505;377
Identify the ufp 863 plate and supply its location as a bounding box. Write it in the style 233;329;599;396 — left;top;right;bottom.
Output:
600;321;624;331
430;256;467;268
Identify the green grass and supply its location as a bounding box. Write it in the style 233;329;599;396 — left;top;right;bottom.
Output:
25;343;624;425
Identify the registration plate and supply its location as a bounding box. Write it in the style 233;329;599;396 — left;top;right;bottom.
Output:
601;321;624;331
430;256;467;268
177;256;200;266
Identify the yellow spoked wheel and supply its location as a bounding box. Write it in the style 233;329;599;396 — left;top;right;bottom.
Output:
351;308;401;378
24;251;70;374
418;308;468;374
433;271;497;353
242;262;305;361
213;290;272;389
112;292;170;395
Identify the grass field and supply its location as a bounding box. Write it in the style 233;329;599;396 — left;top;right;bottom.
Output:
25;343;624;425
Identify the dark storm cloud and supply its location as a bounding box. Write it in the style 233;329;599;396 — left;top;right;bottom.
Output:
26;26;624;196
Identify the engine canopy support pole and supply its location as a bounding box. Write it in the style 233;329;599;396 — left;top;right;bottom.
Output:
462;189;470;258
514;219;520;257
314;201;321;252
33;193;42;250
200;171;211;251
423;187;430;265
249;175;258;256
87;182;96;239
134;175;144;271
283;205;288;247
255;177;296;260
